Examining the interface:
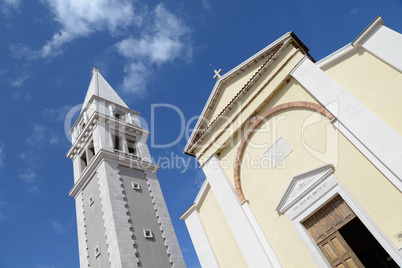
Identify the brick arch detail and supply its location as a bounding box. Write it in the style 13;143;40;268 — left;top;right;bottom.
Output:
234;101;334;203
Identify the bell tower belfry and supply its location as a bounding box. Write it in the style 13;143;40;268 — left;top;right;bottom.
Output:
67;67;185;268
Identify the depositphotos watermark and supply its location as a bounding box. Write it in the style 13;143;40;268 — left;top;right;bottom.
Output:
63;102;339;173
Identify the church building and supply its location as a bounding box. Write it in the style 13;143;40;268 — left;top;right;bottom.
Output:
67;67;185;267
181;16;402;267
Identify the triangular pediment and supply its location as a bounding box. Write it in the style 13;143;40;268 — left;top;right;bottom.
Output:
276;164;333;213
206;55;276;124
184;32;310;155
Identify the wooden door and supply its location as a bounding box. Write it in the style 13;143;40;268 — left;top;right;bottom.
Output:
319;231;363;268
304;196;364;268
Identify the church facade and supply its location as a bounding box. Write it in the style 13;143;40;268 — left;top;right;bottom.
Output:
67;67;185;267
181;16;402;267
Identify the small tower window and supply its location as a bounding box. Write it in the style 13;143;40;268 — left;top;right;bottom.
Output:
127;139;137;155
132;182;140;190
114;135;121;151
94;245;101;257
89;195;94;206
80;152;87;173
143;229;153;239
87;141;95;163
114;111;125;120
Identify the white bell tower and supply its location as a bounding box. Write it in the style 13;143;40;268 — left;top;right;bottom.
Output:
67;67;185;268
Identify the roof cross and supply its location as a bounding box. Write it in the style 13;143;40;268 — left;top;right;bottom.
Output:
92;65;99;73
210;64;222;79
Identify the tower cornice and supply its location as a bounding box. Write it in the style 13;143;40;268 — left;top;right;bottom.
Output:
71;94;140;136
67;111;148;160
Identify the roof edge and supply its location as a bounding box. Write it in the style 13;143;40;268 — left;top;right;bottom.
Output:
317;15;384;69
352;15;384;46
179;178;209;220
184;32;306;155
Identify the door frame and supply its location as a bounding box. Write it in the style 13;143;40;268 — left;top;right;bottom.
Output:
279;165;402;267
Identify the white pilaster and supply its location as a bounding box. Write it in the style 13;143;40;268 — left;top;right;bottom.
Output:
291;57;402;191
73;157;82;184
356;23;402;73
75;192;89;267
98;122;114;152
137;134;152;162
97;161;138;268
146;172;186;268
91;122;102;155
241;201;282;267
202;155;280;267
181;205;219;268
109;105;114;116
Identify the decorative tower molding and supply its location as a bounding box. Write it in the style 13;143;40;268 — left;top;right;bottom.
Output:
67;67;185;267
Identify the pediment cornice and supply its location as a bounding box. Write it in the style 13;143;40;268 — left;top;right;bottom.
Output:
275;164;334;214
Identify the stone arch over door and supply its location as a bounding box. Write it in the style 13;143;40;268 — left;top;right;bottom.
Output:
233;101;334;203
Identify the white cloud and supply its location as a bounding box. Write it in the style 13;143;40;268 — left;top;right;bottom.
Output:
19;152;34;165
2;0;19;7
25;124;65;147
200;0;211;11
19;169;37;184
350;8;359;15
120;62;149;96
0;201;4;220
193;170;205;189
116;4;192;95
12;1;192;97
19;170;40;193
13;91;32;102
116;4;190;64
19;154;41;193
26;124;46;147
29;186;39;194
10;74;29;87
36;265;55;268
49;135;62;145
9;43;40;60
0;144;5;168
1;0;21;15
42;105;73;121
41;0;137;57
49;220;71;234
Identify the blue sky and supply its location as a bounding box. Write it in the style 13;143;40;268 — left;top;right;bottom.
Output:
0;0;402;267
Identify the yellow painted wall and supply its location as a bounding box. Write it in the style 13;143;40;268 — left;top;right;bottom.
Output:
218;79;321;188
197;187;248;267
241;108;402;257
218;81;325;267
324;48;402;135
237;81;402;265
